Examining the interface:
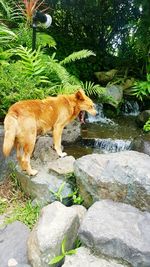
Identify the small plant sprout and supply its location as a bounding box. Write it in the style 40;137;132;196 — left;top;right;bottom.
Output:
49;182;66;202
49;237;77;265
143;118;150;132
68;190;84;205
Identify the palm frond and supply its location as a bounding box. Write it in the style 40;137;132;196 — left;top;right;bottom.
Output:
60;50;96;65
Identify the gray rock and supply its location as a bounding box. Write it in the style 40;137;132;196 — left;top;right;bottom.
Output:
14;135;76;205
33;136;58;163
74;151;150;210
105;85;123;107
62;120;81;143
79;200;150;267
137;110;150;126
16;265;31;267
95;69;118;84
62;247;129;267
0;214;6;230
71;205;87;224
27;201;80;267
133;138;150;156
15;165;73;206
48;156;75;177
0;221;30;267
0;125;16;183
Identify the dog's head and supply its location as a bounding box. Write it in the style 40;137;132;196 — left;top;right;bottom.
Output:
75;89;97;116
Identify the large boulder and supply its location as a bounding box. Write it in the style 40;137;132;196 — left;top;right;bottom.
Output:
133;138;150;156
95;69;118;84
0;221;30;267
62;247;128;267
101;85;123;108
15;155;75;206
137;110;150;126
79;200;150;267
62;120;81;143
74;151;150;210
27;201;80;267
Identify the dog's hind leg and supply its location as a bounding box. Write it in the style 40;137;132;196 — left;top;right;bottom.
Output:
53;123;67;157
15;141;22;166
18;125;37;176
21;140;38;176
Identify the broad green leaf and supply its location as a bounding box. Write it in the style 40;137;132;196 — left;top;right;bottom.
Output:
49;254;64;264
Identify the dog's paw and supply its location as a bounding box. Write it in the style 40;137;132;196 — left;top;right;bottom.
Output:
59;152;67;158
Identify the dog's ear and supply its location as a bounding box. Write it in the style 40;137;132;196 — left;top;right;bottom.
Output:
75;89;85;100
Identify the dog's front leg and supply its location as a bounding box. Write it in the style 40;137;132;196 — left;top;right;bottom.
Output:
53;124;67;157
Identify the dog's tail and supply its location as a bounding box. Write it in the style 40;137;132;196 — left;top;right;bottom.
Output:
3;113;18;157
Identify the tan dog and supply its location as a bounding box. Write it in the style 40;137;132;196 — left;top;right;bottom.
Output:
3;89;96;176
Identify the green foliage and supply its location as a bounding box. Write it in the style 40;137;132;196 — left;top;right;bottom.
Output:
143;118;150;132
11;45;50;84
69;191;84;205
132;73;150;101
13;24;56;49
0;170;41;229
49;237;77;265
60;50;95;65
81;81;105;97
0;43;98;117
50;182;66;202
50;181;84;206
36;32;56;49
0;60;58;117
0;48;12;65
4;200;41;229
0;197;8;214
0;0;22;21
0;23;17;45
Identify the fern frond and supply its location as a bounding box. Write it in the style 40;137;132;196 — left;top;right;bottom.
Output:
0;0;11;18
47;57;71;84
58;84;82;95
60;50;96;65
0;24;17;43
81;81;105;96
36;33;56;48
11;45;49;84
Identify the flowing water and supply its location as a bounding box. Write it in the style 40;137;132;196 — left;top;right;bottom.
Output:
64;101;148;158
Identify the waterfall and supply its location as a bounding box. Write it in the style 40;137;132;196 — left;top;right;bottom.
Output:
121;100;140;116
86;104;114;124
83;138;132;153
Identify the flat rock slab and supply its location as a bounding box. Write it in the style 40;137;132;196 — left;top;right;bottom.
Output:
74;151;150;210
15;167;73;206
0;221;30;267
62;247;129;267
48;156;75;176
79;200;150;267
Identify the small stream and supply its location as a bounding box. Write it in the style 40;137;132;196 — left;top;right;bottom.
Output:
64;101;149;158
